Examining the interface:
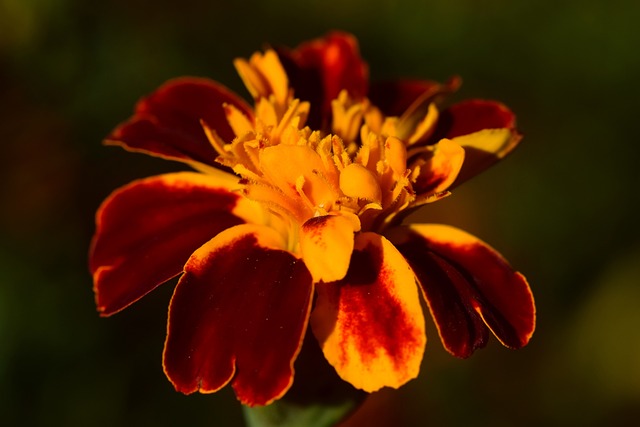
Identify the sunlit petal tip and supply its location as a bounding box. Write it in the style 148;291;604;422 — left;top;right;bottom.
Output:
89;172;259;316
311;232;426;392
388;225;535;358
163;224;313;406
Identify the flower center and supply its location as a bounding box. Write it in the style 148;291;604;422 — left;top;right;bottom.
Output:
205;50;419;250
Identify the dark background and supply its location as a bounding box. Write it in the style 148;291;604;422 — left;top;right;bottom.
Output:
1;0;639;425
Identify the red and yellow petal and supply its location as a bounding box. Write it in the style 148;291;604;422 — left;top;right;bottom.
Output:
311;232;426;392
388;224;535;358
425;99;521;186
89;171;262;316
278;31;369;129
300;214;359;283
106;77;254;167
162;224;313;406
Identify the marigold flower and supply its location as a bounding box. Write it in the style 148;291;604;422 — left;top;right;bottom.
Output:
89;31;535;407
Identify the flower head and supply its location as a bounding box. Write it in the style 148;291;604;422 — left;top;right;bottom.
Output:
90;32;535;407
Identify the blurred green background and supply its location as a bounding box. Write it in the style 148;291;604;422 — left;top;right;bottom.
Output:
1;0;639;425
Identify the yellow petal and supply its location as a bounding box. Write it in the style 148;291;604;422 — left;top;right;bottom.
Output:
224;104;254;139
233;50;289;108
300;214;359;283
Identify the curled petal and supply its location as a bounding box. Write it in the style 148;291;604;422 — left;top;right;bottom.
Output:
300;214;358;283
452;128;522;187
311;232;426;392
89;171;261;316
410;138;465;196
163;224;313;406
106;77;254;167
388;225;535;358
278;31;369;129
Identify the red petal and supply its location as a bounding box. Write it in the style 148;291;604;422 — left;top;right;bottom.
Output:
90;172;257;316
107;77;254;166
389;225;535;358
278;31;368;129
434;99;517;139
162;224;313;406
369;77;461;117
311;233;425;392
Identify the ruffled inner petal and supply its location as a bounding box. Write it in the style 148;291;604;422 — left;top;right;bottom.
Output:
163;224;313;407
106;77;254;166
311;232;426;392
388;225;535;358
89;171;260;316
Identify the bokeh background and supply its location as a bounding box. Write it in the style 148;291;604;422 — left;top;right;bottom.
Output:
1;0;639;425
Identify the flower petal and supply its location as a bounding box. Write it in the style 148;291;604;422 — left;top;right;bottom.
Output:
278;31;368;129
89;171;261;316
300;214;358;283
369;77;461;118
162;224;313;406
410;138;465;196
106;77;254;167
429;99;522;186
452;128;522;187
388;225;535;358
435;99;517;139
311;232;426;392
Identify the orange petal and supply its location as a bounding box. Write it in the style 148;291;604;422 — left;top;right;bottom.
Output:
89;171;261;316
300;214;359;283
311;232;426;392
163;224;313;406
339;163;382;204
